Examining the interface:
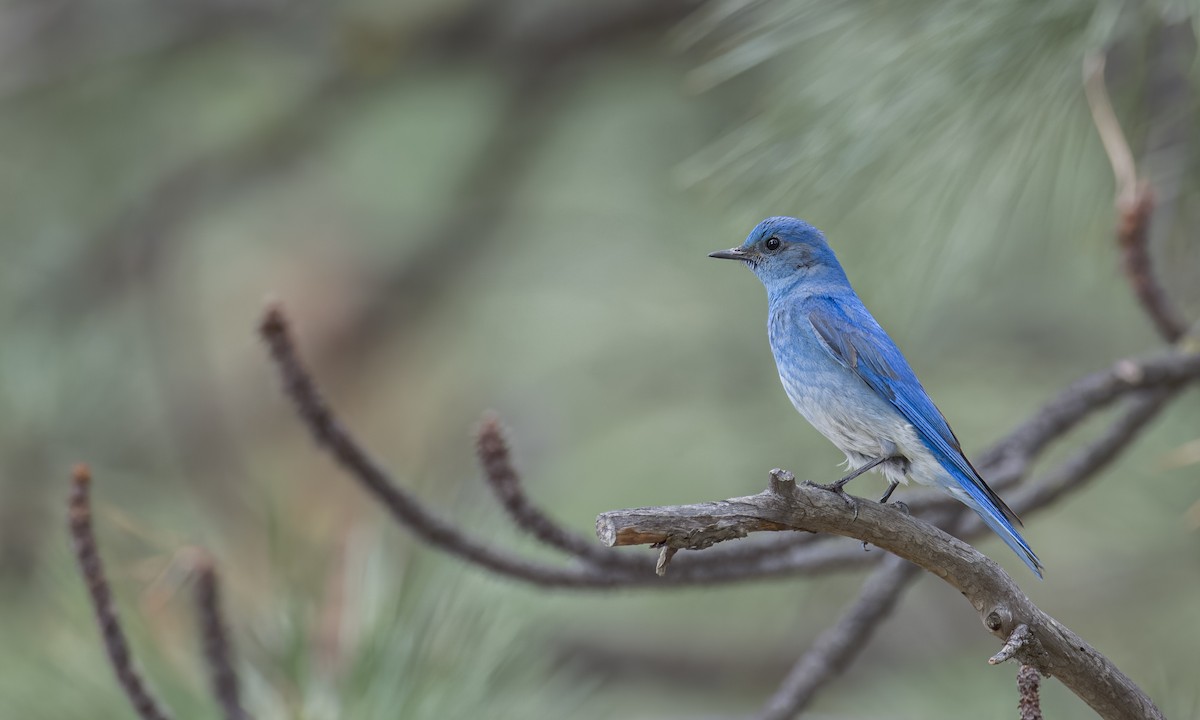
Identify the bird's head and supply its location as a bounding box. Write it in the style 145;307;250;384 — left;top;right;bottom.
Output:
709;216;846;292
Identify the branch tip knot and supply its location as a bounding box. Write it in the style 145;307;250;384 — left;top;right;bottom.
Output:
259;300;288;338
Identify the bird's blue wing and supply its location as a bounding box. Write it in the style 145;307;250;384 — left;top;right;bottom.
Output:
804;296;1042;576
803;296;1030;529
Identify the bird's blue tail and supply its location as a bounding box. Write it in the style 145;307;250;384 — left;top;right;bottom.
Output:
949;479;1043;578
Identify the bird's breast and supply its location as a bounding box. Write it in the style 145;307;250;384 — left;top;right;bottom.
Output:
768;308;917;455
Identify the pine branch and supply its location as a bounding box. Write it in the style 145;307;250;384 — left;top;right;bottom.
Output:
68;465;174;720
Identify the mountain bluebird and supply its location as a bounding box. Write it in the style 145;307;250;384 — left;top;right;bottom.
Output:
709;216;1043;577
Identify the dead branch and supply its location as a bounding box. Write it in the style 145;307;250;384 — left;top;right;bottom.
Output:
753;554;922;720
1000;388;1175;515
596;473;1163;720
68;465;174;720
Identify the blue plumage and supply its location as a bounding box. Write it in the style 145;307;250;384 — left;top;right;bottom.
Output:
710;216;1043;577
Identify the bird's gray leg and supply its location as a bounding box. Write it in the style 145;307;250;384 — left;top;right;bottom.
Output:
875;441;907;504
807;441;902;519
805;456;887;519
838;455;888;486
878;479;900;504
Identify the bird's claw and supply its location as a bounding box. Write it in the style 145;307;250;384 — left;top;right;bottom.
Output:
804;479;860;520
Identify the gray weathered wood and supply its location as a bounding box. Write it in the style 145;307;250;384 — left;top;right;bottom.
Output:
596;470;1163;720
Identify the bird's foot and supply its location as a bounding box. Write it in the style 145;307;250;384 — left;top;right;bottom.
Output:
804;479;859;520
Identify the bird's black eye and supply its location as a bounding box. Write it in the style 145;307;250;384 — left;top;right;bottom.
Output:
764;236;782;252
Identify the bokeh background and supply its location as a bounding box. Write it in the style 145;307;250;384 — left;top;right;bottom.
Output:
2;0;1199;718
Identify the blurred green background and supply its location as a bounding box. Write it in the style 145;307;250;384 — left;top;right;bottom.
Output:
2;0;1199;718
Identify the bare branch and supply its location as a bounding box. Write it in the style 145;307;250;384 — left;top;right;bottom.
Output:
753;554;922;720
476;414;640;569
192;554;249;720
68;465;174;720
1085;52;1191;343
1115;188;1189;343
1018;664;1045;720
597;476;1164;720
983;351;1200;465
1004;388;1175;515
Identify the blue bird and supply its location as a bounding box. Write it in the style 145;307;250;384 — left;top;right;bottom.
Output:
710;216;1043;577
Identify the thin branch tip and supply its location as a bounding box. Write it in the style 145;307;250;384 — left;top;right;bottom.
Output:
192;555;248;720
72;463;92;485
67;467;174;720
475;415;511;473
258;301;288;338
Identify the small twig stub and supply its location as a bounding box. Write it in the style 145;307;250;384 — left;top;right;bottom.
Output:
989;623;1033;665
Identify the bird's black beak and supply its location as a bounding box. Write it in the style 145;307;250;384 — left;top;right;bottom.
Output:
708;247;748;261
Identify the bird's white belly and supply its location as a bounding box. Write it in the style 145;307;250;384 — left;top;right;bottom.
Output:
778;366;946;489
